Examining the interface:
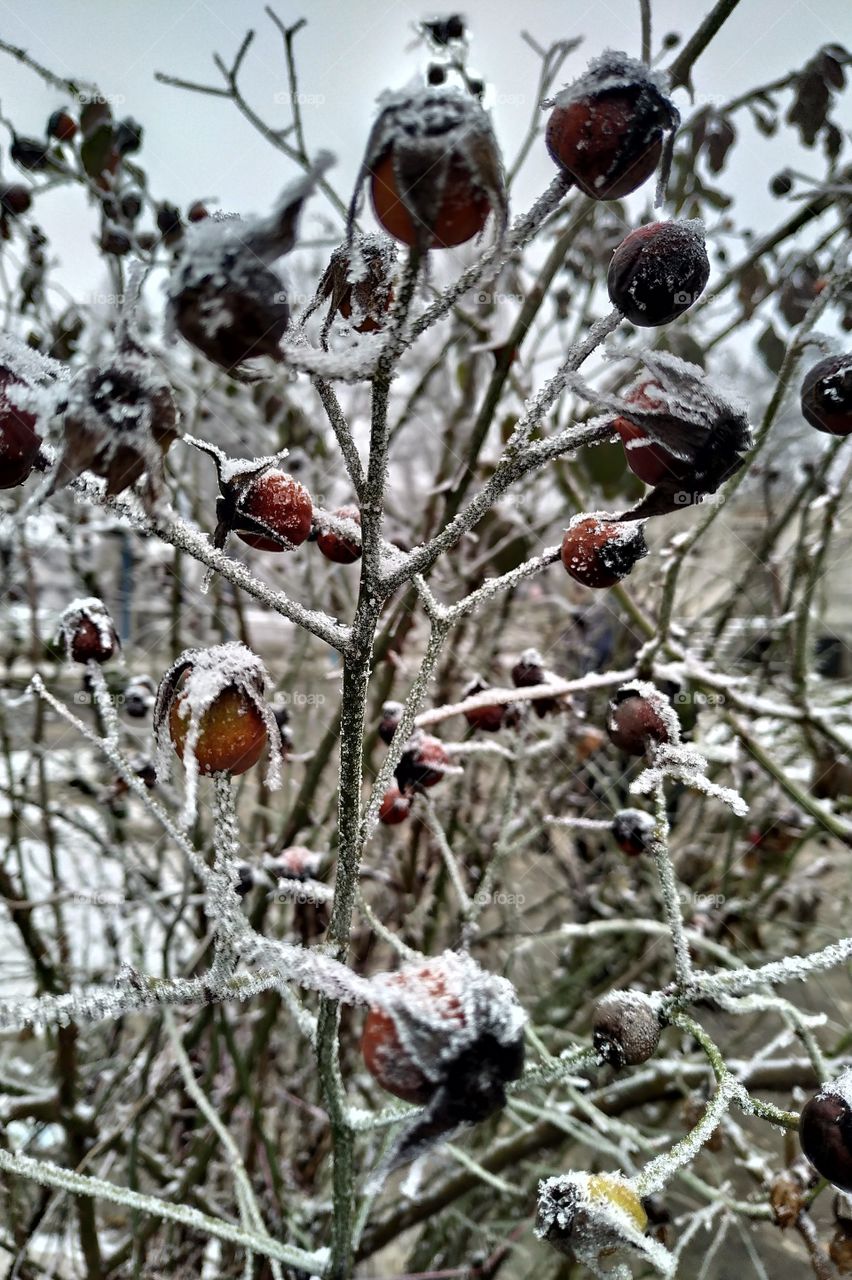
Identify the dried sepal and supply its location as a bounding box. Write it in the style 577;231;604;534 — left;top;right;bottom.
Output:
309;233;397;343
537;1171;673;1275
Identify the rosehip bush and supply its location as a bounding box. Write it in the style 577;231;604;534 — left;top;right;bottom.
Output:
0;9;849;1280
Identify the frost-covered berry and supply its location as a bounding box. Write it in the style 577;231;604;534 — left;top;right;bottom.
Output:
0;185;32;217
10;136;51;172
612;808;655;857
511;648;559;717
167;156;332;374
560;513;647;588
154;644;282;810
396;731;452;790
607;682;678;755
537;1171;649;1263
593;991;661;1067
613;379;685;486
47;109;78;142
379;786;412;825
608;220;709;327
800;1071;852;1192
801;355;852;436
273;846;322;880
361;952;525;1127
313;234;397;335
544;52;678;200
462;676;505;732
114;117;143;156
187;200;209;223
0;365;42;488
58;597;119;665
233;470;313;552
123;674;156;718
349;87;507;251
317;505;362;564
50;338;179;511
379;700;403;745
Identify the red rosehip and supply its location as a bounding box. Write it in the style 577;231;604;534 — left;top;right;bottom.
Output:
0;368;42;488
0;185;32;216
317;506;362;564
187;200;209;223
58;598;119;665
611;808;655;857
351;87;507;252
545;52;677;200
800;355;852;436
560;513;647;589
168;682;268;777
379;786;412;825
613;380;685;487
233;470;313;552
606;683;677;756
47;109;78;142
511;648;559;717
800;1074;852;1192
607;221;709;327
462;676;505;732
362;958;465;1102
396;731;451;790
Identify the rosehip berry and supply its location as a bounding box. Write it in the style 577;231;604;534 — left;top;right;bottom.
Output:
592;991;661;1067
545;52;678;200
538;1171;648;1259
511;647;559;717
114;117;143;155
607;683;677;756
560;513;647;589
427;63;447;86
100;225;132;256
0;367;42;488
362;958;464;1102
168;682;268;777
395;731;451;790
232;470;313;552
58;598;119;665
123;675;156;718
47;109;78;142
613;380;685;486
462;676;505;732
612;808;655;857
0;185;32;216
607;220;709;327
800;355;852;436
120;189;143;221
800;1072;852;1192
10;136;51;172
351;87;507;252
317;506;362;564
379;786;412;825
378;700;403;745
187;200;209;222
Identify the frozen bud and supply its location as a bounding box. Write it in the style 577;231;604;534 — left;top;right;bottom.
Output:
606;681;679;756
462;675;505;732
379;700;404;745
800;1070;852;1192
544;51;678;200
607;220;709;327
612;808;655;857
51;340;179;511
592;991;661;1067
560;513;647;588
58;597;119;665
801;355;852;436
349;86;507;251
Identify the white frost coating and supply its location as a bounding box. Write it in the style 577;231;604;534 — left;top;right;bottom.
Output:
819;1067;852;1108
632;742;749;816
610;680;682;744
0;333;69;386
542;49;670;111
153;641;282;826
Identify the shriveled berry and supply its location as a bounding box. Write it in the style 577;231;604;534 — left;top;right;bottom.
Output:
511;647;558;717
317;506;361;564
545;52;677;200
800;1072;852;1192
47;109;78;142
462;676;505;732
612;808;655;857
560;513;647;589
379;786;411;825
233;470;313;552
607;682;677;756
800;355;852;436
0;185;32;216
607;220;709;327
593;991;661;1067
168;683;268;777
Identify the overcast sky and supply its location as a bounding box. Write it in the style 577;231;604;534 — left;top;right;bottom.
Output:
0;0;849;298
